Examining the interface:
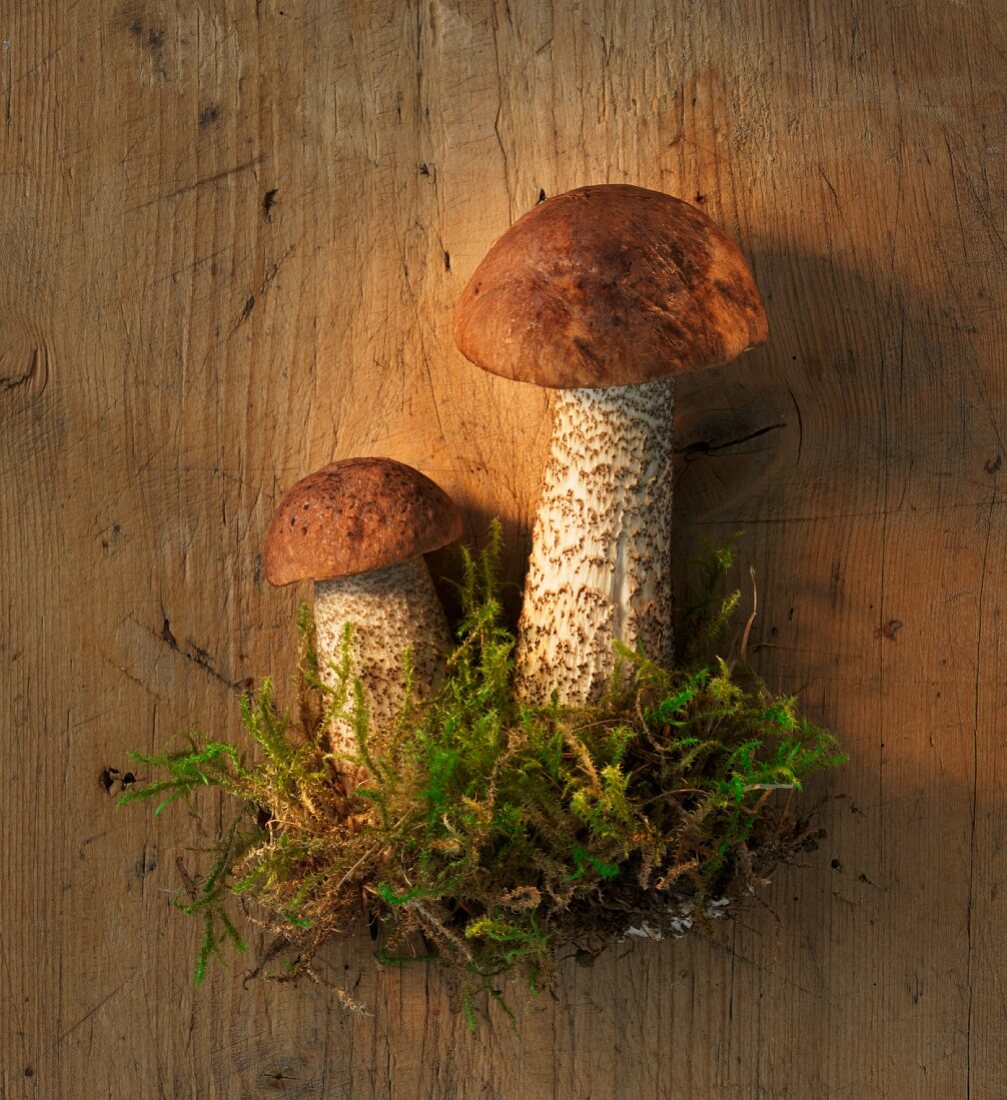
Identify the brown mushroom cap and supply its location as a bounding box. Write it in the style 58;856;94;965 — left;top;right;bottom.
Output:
263;457;464;586
454;184;768;389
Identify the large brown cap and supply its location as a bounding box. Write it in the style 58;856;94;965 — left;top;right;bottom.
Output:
264;457;464;586
455;184;768;389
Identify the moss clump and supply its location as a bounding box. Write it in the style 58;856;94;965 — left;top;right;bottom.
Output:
120;525;844;1020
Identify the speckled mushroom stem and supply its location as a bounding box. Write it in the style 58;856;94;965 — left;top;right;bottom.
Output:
514;377;674;707
314;557;453;753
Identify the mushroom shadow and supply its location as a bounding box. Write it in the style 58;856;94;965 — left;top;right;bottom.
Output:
672;239;988;623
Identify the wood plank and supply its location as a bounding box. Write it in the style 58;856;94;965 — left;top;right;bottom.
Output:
1;1;1005;1096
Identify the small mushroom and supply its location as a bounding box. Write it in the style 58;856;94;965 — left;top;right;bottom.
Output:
455;184;767;705
263;457;463;750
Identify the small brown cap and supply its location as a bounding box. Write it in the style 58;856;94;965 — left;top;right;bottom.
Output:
455;184;768;389
263;457;464;586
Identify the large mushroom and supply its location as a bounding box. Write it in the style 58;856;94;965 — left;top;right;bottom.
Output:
455;184;767;706
263;457;463;751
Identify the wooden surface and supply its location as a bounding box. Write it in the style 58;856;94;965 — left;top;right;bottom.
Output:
2;1;1006;1096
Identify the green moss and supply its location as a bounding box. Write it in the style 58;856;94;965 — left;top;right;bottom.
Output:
120;524;845;1016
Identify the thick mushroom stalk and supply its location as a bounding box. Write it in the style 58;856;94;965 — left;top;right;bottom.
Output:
263;457;463;756
515;379;673;705
314;558;453;751
454;185;768;708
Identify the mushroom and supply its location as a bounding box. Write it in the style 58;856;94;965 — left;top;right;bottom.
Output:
455;184;767;706
263;457;463;751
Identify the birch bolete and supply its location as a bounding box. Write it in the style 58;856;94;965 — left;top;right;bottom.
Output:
455;184;768;705
263;457;463;750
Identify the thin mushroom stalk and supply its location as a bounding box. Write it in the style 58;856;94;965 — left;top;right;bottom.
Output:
515;379;674;704
454;184;768;707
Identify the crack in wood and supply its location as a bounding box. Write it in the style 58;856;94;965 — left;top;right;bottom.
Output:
675;421;786;458
1;346;46;394
143;613;252;693
126;157;264;213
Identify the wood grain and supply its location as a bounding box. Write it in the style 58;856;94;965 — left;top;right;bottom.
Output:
2;1;1005;1096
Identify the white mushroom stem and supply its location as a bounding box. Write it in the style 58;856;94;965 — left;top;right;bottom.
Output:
313;557;453;753
514;377;674;706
